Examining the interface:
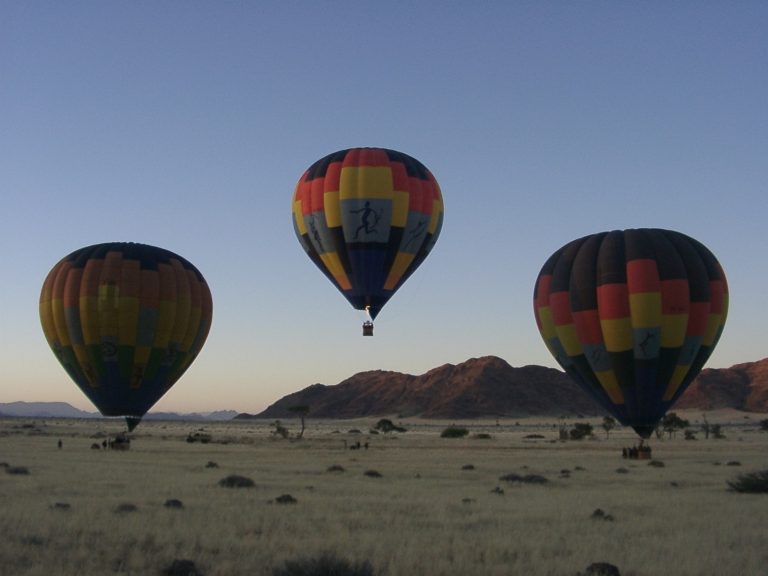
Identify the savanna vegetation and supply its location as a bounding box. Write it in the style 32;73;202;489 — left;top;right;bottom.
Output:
1;410;766;576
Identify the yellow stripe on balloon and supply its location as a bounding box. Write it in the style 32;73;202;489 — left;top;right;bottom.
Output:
319;252;352;290
339;167;393;200
595;370;625;404
663;365;690;401
703;313;723;346
661;314;688;348
80;296;99;345
601;318;633;352
118;297;139;346
536;306;556;340
384;252;415;290
629;292;661;329
292;200;307;234
169;261;192;346
391;191;409;227
98;283;120;340
555;323;581;357
324;190;341;228
428;199;443;234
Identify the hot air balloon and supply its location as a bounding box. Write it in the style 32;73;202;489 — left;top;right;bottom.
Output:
292;147;444;335
533;229;728;438
39;242;213;431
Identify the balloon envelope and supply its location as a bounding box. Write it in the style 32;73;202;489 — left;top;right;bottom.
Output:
533;229;728;438
292;147;444;320
39;242;213;429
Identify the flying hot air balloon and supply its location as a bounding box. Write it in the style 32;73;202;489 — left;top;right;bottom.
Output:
292;147;444;335
533;228;728;438
39;242;213;431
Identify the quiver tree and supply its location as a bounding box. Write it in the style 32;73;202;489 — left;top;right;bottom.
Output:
288;405;310;439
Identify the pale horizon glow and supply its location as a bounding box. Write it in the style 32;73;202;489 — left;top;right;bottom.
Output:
1;2;766;414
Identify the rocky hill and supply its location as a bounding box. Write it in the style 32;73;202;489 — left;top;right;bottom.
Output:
674;359;768;411
244;356;768;420
250;356;602;419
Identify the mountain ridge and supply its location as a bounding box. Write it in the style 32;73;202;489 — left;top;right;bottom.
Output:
245;356;768;420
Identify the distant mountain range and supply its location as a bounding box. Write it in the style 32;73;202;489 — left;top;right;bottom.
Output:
0;401;237;422
242;356;768;420
4;357;767;421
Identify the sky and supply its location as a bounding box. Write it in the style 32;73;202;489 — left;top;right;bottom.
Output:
1;1;766;414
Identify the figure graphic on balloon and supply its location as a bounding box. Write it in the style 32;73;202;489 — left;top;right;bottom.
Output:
292;147;444;336
533;228;727;441
40;242;213;431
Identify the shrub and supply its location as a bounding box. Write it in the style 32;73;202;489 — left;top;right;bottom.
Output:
591;508;615;522
727;470;768;493
327;464;345;472
569;423;593;440
473;433;492;439
374;419;406;433
499;473;549;484
272;551;374;576
275;494;297;504
759;419;768;432
440;427;469;438
164;499;184;509
162;559;203;576
461;464;475;470
578;562;621;576
219;475;255;488
186;432;212;444
6;466;29;475
115;503;137;513
363;470;382;478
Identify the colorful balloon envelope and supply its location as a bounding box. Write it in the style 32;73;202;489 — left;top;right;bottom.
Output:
292;148;444;331
39;242;213;430
533;229;728;438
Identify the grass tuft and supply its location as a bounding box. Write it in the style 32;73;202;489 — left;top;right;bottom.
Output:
272;551;375;576
219;475;254;488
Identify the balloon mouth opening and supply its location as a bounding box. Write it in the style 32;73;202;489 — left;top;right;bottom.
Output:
632;425;655;439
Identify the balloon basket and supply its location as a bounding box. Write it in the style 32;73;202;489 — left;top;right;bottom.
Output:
362;321;374;336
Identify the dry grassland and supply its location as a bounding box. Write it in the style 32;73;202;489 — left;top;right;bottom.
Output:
1;410;766;576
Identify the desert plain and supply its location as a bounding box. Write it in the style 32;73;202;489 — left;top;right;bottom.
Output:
0;410;766;576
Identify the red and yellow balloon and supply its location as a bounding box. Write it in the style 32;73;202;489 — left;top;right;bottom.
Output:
40;242;213;430
292;147;444;332
533;229;727;437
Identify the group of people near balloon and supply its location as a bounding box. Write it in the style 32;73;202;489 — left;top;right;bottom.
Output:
39;147;728;439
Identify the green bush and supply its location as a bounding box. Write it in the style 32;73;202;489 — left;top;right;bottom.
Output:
440;426;469;438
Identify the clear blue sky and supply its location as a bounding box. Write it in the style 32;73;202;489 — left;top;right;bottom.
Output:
2;2;766;413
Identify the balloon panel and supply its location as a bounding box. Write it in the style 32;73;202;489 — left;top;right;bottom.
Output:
533;229;727;437
39;242;213;420
292;148;444;319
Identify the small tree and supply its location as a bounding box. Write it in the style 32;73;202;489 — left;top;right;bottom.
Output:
661;412;689;439
601;416;616;439
374;418;406;434
702;414;711;439
441;426;469;438
759;419;768;432
288;405;310;439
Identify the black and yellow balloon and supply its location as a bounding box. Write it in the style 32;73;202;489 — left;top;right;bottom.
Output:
533;229;728;438
292;147;444;331
39;242;213;430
